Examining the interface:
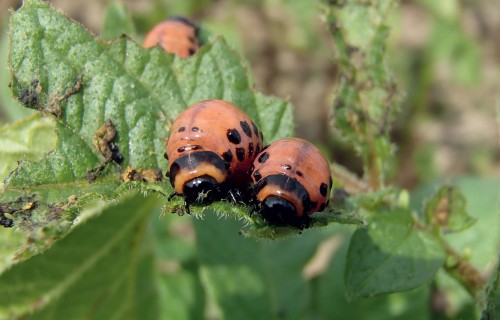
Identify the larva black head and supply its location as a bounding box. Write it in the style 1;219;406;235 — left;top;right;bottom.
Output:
253;174;313;228
183;175;218;204
261;197;296;225
254;174;312;216
168;151;229;204
259;196;311;229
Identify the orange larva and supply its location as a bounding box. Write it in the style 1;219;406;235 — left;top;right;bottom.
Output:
249;138;332;228
165;100;264;212
143;17;199;58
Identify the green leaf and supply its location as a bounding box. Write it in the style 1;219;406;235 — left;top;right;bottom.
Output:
0;114;57;267
133;247;161;320
0;114;56;185
156;267;205;320
101;0;136;41
0;120;122;253
0;30;34;123
0;192;158;319
345;207;445;299
412;177;500;271
254;93;295;143
148;214;204;319
444;178;500;270
411;177;500;317
263;235;323;319
7;0;292;175
193;214;273;319
0;227;25;273
6;122;101;186
313;228;432;320
424;185;476;232
193;213;323;319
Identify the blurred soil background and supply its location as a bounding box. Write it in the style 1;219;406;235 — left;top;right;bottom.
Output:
1;0;499;191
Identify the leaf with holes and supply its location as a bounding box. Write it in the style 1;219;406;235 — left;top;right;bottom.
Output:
4;0;296;240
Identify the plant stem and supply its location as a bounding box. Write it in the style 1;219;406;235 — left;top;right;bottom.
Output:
330;163;370;194
441;241;486;296
365;124;381;190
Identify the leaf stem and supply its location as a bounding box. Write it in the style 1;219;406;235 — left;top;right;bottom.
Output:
330;163;370;194
365;124;381;190
441;240;486;296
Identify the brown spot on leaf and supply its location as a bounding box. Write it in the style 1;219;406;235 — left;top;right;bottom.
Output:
47;75;84;117
121;166;163;183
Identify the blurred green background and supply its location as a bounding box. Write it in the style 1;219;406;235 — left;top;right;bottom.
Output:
1;0;498;189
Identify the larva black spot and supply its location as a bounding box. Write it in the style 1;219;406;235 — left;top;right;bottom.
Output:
222;149;233;162
258;152;269;163
296;170;304;177
191;127;200;132
227;129;241;144
252;121;259;137
283;164;292;170
178;127;186;132
236;148;245;161
253;170;262;181
248;142;254;157
320;183;328;197
240;121;252;137
255;144;261;155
